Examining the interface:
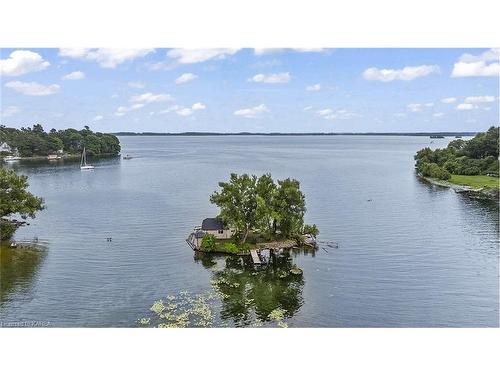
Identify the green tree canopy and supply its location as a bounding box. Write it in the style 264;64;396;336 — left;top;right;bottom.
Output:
0;124;120;157
210;173;312;242
0;168;44;240
210;173;258;242
414;126;500;179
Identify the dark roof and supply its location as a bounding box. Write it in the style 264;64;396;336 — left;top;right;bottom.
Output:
202;217;224;231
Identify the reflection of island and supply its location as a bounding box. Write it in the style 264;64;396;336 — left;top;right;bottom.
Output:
194;248;314;326
0;243;46;306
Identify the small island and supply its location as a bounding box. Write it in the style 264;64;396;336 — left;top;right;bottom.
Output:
186;173;319;260
414;126;499;200
0;124;121;160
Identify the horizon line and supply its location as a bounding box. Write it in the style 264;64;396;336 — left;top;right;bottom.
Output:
112;131;482;136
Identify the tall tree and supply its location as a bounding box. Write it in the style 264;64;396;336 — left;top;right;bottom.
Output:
273;178;306;238
210;173;258;242
255;173;277;237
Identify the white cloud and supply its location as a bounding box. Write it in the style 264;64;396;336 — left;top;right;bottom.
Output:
115;103;145;116
441;97;457;104
160;102;206;117
254;49;286;56
249;72;291;84
316;108;355;120
456;103;476;110
5;81;60;96
58;48;91;58
306;83;321;91
167;49;239;64
178;102;206;116
115;92;172;116
254;48;325;55
464;95;495;103
191;102;206;110
175;73;198;84
433;112;444;118
62;71;85;80
130;92;172;103
92;115;103;121
176;108;194;117
234;104;269;118
160;105;182;114
293;48;325;53
1;106;20;118
407;103;422;112
303;106;313;111
128;81;145;89
363;65;440;81
451;48;499;77
406;103;434;112
0;50;50;76
59;48;154;68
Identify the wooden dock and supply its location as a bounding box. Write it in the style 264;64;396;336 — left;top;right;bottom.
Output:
250;249;262;265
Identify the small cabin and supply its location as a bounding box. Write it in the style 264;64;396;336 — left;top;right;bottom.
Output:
188;217;233;249
201;217;233;239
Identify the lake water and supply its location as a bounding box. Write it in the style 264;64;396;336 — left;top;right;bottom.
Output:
1;136;498;327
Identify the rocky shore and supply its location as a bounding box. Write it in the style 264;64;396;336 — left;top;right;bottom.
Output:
420;175;499;201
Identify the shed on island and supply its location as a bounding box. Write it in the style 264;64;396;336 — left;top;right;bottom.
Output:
188;217;233;249
201;217;233;239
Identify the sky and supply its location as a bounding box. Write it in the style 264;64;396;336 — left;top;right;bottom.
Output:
0;48;498;133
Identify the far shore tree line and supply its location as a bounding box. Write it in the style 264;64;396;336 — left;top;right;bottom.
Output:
207;173;319;249
0;124;121;157
414;126;499;181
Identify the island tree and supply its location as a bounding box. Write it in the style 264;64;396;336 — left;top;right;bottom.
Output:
210;173;258;243
210;173;314;243
0;168;44;240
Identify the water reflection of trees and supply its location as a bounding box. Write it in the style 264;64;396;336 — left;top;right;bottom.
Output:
0;244;46;306
194;248;316;327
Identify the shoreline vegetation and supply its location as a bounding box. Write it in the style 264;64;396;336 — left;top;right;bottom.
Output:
414;126;499;201
191;173;319;256
0;168;44;240
0;124;120;159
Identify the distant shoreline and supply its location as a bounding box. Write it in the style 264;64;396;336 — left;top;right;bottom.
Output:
113;131;478;137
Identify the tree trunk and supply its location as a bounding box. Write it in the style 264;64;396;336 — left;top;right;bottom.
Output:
242;226;249;243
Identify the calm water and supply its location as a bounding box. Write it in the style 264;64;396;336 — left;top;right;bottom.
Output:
1;136;498;327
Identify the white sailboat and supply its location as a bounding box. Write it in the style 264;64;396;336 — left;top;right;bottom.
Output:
80;147;94;170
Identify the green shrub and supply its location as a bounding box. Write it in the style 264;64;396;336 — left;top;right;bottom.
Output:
201;234;216;252
221;242;239;254
238;242;251;253
303;224;319;237
429;163;451;180
419;162;450;180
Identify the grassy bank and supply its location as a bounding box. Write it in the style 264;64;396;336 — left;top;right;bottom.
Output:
449;175;499;189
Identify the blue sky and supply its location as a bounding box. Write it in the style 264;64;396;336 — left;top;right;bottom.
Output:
1;48;498;133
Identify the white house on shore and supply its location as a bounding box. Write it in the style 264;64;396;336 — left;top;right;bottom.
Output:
189;217;233;249
0;142;12;153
